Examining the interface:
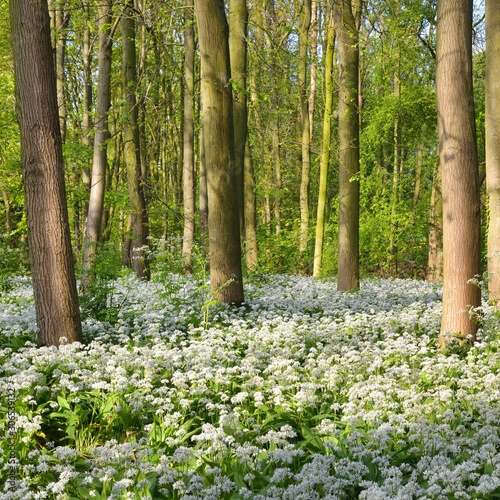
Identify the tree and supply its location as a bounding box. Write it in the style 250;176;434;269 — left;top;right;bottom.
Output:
313;8;335;277
194;0;244;305
298;0;311;254
334;0;361;290
437;0;481;346
122;0;150;279
82;0;113;288
182;0;195;272
9;0;82;346
229;0;248;227
486;0;500;303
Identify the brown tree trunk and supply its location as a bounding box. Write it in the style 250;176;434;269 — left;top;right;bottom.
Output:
486;0;500;303
182;0;196;272
437;0;481;346
10;0;82;346
122;0;150;280
427;162;443;281
229;0;248;228
334;0;360;291
244;137;258;272
195;0;244;305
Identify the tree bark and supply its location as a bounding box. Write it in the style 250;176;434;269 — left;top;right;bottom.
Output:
313;10;335;277
299;0;311;254
244;137;258;272
229;0;248;229
437;0;481;346
122;0;150;280
10;0;82;346
82;1;113;288
182;0;196;272
486;0;500;303
195;0;244;305
427;162;443;281
334;0;360;291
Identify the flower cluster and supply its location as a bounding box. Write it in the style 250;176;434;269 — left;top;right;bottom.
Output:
1;274;499;499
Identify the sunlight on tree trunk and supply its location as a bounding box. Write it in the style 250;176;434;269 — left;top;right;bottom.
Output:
486;0;500;305
195;0;244;305
10;0;82;346
313;10;335;278
437;0;481;347
334;0;360;291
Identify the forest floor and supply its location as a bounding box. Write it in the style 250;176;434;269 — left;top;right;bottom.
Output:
1;273;500;499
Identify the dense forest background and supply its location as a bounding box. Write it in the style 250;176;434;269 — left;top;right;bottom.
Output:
0;0;486;281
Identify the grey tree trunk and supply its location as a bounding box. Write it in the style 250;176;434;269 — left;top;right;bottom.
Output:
299;0;311;254
10;0;82;346
82;1;113;288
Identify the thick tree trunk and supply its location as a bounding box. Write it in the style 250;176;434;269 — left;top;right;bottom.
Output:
82;1;112;288
313;10;335;277
182;0;196;273
54;2;68;142
437;0;481;346
334;0;360;291
299;0;311;254
195;0;244;305
10;0;82;346
122;0;150;280
486;0;500;303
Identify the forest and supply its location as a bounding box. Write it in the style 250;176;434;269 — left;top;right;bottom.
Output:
2;0;500;498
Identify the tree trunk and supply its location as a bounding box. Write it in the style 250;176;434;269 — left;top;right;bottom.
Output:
334;0;360;291
437;0;481;346
82;1;112;288
195;0;244;305
486;0;500;303
182;0;196;273
309;0;317;141
122;0;150;280
10;0;82;346
229;0;248;228
313;10;335;277
427;162;443;281
54;2;68;142
244;137;258;272
299;0;311;254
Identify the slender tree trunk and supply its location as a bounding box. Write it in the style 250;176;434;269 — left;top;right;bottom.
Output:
334;0;360;291
437;0;481;346
82;1;113;288
10;0;82;346
229;0;248;228
244;137;258;271
313;10;335;277
389;66;401;276
195;0;244;305
122;0;150;280
427;162;443;281
54;1;68;142
309;0;317;141
299;0;311;254
486;0;500;303
1;186;12;244
412;145;423;212
182;0;196;272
